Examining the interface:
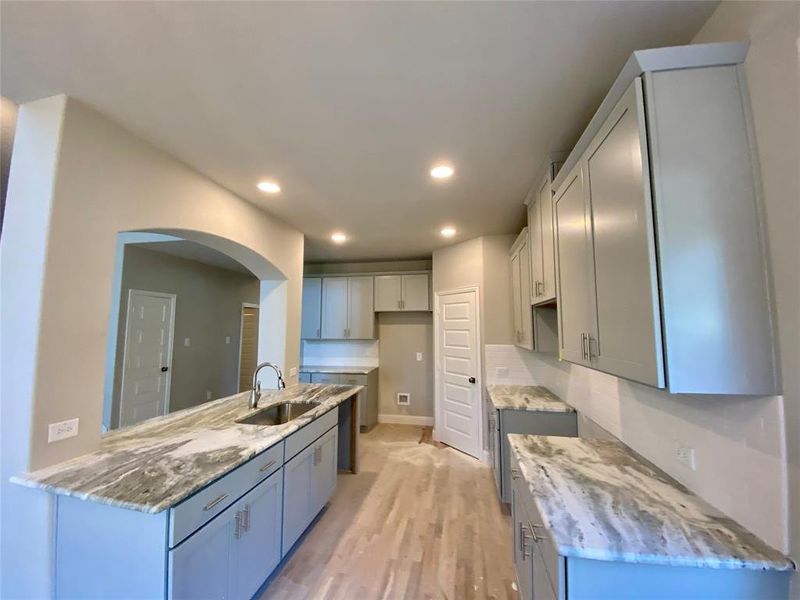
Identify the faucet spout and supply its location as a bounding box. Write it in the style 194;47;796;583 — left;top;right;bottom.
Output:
249;361;286;409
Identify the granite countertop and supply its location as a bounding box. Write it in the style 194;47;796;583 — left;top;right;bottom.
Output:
507;434;795;572
486;384;574;413
300;365;377;374
12;384;362;514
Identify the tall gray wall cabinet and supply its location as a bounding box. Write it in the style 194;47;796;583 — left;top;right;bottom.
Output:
552;42;780;395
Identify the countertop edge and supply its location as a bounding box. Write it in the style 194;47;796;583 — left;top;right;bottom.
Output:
485;384;575;413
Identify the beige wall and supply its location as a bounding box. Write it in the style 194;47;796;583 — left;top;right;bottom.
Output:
377;312;434;418
694;0;800;586
480;234;516;345
1;95;304;596
110;246;259;427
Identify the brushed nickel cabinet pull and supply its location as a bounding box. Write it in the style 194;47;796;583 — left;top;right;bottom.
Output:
234;510;242;539
242;503;251;532
259;459;277;472
204;493;229;511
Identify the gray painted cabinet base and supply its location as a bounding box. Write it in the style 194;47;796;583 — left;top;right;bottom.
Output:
490;408;578;504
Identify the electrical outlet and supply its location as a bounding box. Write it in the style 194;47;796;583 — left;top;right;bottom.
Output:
675;443;696;471
289;367;297;377
416;352;423;362
206;391;213;400
225;336;231;345
184;337;191;347
495;366;509;378
48;418;79;443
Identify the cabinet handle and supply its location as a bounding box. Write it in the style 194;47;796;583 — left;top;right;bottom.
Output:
528;521;548;543
259;459;277;473
316;328;320;338
587;334;595;360
234;510;242;539
519;522;532;559
313;446;322;466
204;493;229;511
581;333;588;360
242;503;251;532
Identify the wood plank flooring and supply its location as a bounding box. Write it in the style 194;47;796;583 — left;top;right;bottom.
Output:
260;424;518;600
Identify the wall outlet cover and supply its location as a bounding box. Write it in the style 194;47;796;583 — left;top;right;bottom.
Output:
416;352;423;362
225;336;231;345
48;418;79;443
396;392;411;406
183;337;191;347
675;443;697;471
495;366;509;378
206;391;213;400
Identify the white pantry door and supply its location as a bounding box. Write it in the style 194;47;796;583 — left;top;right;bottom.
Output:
436;289;481;459
119;289;176;427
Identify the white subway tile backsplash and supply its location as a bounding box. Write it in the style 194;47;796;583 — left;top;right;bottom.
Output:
301;340;380;368
483;344;788;553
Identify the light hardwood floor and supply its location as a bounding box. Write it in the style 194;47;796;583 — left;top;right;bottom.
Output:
260;424;518;600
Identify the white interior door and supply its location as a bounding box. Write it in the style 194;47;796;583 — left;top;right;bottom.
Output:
119;289;175;427
436;289;481;459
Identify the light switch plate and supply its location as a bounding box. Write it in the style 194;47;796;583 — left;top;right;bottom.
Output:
225;336;231;345
184;337;191;347
416;352;423;362
48;418;79;443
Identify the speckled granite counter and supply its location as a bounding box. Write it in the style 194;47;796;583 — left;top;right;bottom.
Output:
300;365;377;374
486;384;574;413
507;434;795;572
12;384;362;514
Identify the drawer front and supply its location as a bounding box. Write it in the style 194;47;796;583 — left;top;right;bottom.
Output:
170;461;251;547
340;374;367;386
298;372;312;383
285;406;339;461
235;442;284;493
310;373;341;384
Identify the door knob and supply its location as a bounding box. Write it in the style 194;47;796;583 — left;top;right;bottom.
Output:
468;376;476;384
160;366;169;372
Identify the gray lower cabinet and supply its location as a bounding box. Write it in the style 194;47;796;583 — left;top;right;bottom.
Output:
54;409;339;599
509;454;791;600
305;370;379;431
490;407;577;503
282;425;338;554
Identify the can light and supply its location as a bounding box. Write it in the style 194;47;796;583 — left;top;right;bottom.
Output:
257;181;281;194
440;227;457;238
430;164;454;179
331;232;348;243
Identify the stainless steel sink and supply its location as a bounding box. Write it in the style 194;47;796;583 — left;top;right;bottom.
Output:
236;401;319;426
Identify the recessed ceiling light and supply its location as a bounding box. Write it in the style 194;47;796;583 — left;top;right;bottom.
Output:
440;226;457;238
331;232;348;243
257;181;281;194
430;164;455;179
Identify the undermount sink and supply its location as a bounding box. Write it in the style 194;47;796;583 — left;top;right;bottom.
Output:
236;401;319;426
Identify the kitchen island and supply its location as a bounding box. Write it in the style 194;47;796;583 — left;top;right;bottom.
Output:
13;384;362;599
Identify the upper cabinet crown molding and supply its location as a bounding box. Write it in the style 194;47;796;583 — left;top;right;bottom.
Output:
553;41;748;191
552;42;779;395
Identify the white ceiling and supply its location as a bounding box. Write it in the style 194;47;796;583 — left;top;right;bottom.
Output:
1;1;717;261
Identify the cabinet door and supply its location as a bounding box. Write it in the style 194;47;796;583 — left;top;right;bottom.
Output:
312;427;338;513
231;471;283;600
401;274;430;311
528;191;544;303
554;165;595;366
168;503;236;600
518;238;534;350
510;251;523;344
321;278;348;339
539;177;558;304
282;444;315;553
585;79;664;387
301;278;322;339
347;276;374;339
374;275;402;311
511;483;534;600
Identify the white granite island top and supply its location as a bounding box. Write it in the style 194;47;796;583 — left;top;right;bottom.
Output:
507;434;795;572
12;384;362;514
486;384;574;413
299;365;377;374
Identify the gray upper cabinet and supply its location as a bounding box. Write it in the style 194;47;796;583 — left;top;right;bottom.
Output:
301;277;322;339
320;276;375;340
321;277;349;339
509;230;534;351
527;154;565;305
374;274;430;312
553;43;779;394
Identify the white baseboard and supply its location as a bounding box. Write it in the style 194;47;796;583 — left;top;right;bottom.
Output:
378;414;434;426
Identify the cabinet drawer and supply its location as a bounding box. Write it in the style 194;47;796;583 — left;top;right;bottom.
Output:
285;406;339;461
234;442;284;496
170;462;251;547
310;373;341;384
340;374;367;386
